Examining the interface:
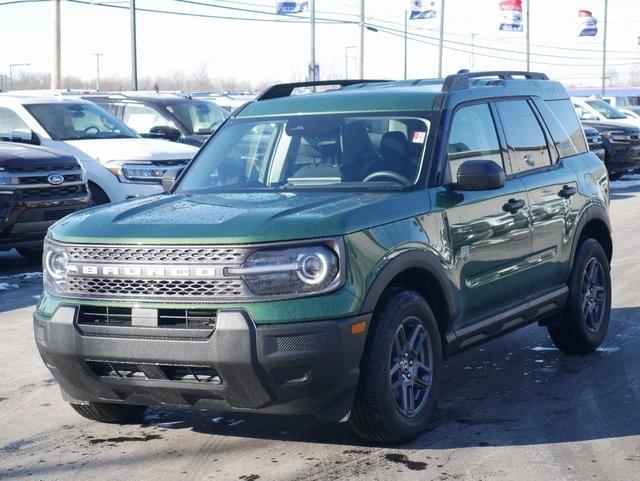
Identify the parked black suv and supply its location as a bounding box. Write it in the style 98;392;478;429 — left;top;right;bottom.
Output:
82;93;229;147
0;142;89;260
582;121;640;180
583;124;605;161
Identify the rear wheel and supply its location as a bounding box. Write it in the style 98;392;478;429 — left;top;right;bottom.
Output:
69;402;147;424
548;238;611;353
350;289;443;445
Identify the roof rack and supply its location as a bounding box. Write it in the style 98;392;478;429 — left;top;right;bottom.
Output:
255;79;389;101
442;71;549;92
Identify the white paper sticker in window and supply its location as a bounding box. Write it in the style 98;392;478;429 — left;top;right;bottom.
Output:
412;131;426;144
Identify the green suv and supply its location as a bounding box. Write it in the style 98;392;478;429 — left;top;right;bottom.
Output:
34;72;612;444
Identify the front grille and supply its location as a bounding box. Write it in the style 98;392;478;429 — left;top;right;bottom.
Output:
87;361;221;384
67;245;247;264
7;164;78;174
77;306;217;329
43;208;78;221
68;277;245;299
18;173;83;185
20;184;87;200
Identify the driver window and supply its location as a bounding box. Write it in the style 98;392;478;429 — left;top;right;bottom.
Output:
123;104;171;135
447;104;503;181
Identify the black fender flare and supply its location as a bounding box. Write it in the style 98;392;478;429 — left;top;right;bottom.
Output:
566;203;612;280
359;249;458;333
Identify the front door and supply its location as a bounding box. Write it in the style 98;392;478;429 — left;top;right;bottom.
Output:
433;102;532;325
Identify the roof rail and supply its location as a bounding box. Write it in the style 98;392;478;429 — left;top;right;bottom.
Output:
256;79;389;101
442;71;549;92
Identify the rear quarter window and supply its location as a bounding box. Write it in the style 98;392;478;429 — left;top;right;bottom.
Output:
544;99;588;154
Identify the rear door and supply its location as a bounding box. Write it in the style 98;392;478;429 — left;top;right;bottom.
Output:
494;98;579;291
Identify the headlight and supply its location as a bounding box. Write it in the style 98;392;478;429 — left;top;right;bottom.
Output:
43;238;68;296
227;245;341;296
105;160;167;183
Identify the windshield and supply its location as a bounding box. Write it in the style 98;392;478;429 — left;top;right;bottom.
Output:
585;99;627;120
176;113;430;193
166;100;229;135
25;102;137;141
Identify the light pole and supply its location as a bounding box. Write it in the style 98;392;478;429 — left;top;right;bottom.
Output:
404;10;408;80
437;0;446;78
52;0;61;89
94;53;103;91
310;0;316;81
470;33;477;71
359;0;365;79
525;0;530;71
9;63;30;90
345;46;356;78
602;0;609;96
130;0;138;90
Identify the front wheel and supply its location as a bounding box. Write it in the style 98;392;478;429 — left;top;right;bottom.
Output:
548;238;612;353
69;402;147;424
350;289;443;444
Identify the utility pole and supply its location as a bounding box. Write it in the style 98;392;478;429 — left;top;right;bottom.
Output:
130;0;138;90
9;63;30;90
437;0;445;78
345;45;356;78
526;0;530;71
51;0;61;89
94;53;103;91
310;0;316;81
601;0;608;96
470;33;477;71
404;10;408;80
359;0;365;79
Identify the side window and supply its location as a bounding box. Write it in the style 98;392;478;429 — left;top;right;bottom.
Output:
545;99;588;154
533;99;576;160
496;100;552;174
0;107;29;137
122;104;170;135
447;103;503;181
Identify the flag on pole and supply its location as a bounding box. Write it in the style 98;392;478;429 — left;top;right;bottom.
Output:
498;0;523;32
276;1;308;15
578;9;598;36
409;0;437;20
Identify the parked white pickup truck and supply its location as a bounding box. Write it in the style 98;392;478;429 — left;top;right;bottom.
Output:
0;94;198;204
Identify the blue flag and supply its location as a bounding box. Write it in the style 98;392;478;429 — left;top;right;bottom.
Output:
409;0;437;20
276;1;309;15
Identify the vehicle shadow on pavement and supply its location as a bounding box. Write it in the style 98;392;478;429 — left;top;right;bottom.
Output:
140;306;640;449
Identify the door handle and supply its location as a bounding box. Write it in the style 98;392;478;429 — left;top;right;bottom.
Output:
558;185;577;199
502;198;526;214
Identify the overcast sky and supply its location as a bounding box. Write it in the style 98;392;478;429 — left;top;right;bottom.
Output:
1;0;639;86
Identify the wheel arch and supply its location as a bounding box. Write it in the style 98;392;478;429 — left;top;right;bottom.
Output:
360;250;457;348
568;204;612;279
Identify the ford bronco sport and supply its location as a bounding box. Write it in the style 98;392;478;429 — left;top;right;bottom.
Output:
34;72;612;444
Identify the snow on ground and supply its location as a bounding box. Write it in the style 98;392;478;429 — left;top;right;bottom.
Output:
611;173;640;190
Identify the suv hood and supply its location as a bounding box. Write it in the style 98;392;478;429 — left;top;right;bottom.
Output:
64;138;198;164
49;190;428;244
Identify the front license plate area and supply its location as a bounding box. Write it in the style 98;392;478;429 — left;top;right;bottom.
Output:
131;308;158;327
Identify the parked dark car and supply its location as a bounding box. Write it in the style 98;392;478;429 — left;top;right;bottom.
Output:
82;93;229;147
0;142;90;260
582;120;640;180
582;124;605;161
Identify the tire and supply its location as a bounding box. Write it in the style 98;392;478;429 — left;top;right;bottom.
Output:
608;172;623;181
16;247;43;263
69;402;147;424
88;183;110;206
548;238;612;354
350;289;443;445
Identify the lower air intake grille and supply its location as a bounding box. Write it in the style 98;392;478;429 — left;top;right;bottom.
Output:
77;306;217;330
87;361;221;384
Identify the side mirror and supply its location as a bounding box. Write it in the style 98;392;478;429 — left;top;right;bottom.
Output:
7;130;40;145
162;167;183;192
455;160;505;191
150;125;181;142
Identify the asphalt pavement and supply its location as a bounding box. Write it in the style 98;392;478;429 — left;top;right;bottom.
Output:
1;182;640;481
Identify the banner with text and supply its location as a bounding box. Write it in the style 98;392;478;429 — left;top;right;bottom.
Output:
409;0;437;20
499;0;523;32
276;1;309;15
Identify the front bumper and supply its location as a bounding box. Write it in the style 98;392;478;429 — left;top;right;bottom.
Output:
33;306;370;421
606;143;640;174
1;195;90;249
